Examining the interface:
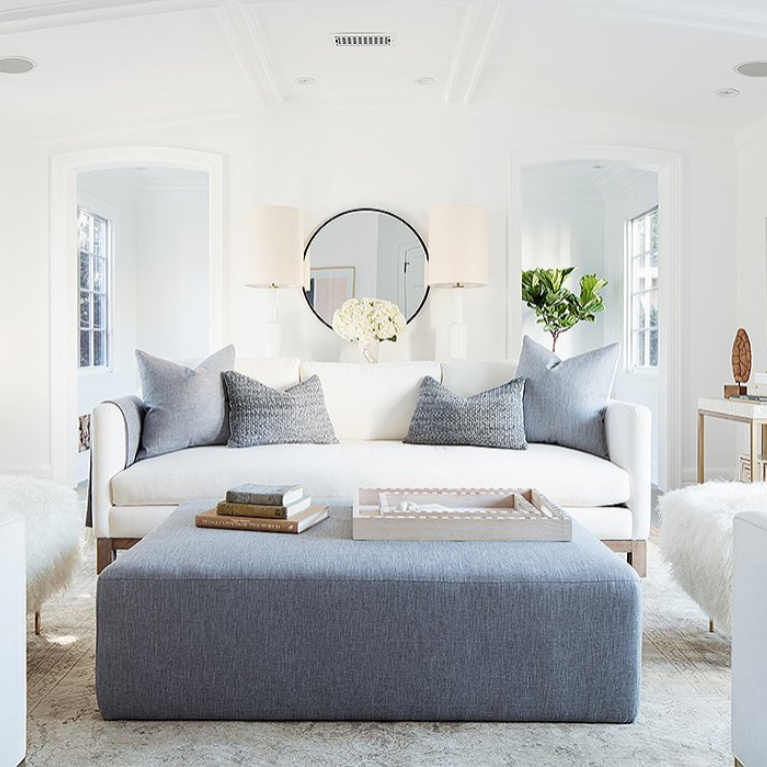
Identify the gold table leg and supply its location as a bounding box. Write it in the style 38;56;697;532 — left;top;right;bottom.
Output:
698;411;705;483
752;422;760;484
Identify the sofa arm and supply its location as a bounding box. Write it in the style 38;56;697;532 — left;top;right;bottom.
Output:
732;511;767;767
605;400;652;540
90;397;145;539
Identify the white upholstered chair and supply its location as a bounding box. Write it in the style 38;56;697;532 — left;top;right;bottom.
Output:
0;475;81;633
732;510;767;767
0;510;26;767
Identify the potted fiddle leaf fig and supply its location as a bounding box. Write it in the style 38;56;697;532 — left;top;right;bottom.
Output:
521;267;607;352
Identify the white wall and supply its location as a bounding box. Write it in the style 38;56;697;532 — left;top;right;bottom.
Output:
134;173;209;359
602;172;660;484
0;102;739;486
736;133;767;476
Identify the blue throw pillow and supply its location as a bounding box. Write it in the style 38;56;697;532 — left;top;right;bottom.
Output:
515;336;619;458
404;376;527;450
136;345;236;459
223;371;338;447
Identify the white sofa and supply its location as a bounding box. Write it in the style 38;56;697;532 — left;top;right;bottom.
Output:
91;358;651;574
732;510;767;767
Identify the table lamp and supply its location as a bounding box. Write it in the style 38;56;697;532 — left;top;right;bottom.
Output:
246;205;304;357
428;205;489;359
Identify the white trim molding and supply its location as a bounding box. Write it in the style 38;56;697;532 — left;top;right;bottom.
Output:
508;144;685;491
49;146;224;486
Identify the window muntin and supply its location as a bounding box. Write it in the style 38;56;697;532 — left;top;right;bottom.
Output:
78;208;111;369
627;206;658;370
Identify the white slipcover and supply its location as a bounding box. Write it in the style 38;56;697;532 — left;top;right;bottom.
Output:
299;361;441;441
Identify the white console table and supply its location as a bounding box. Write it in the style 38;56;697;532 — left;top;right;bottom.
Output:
697;397;767;483
0;511;26;767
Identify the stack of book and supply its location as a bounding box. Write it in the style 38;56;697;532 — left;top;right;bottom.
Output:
195;484;328;534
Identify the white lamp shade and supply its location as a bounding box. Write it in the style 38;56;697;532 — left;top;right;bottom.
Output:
427;205;489;288
246;206;305;288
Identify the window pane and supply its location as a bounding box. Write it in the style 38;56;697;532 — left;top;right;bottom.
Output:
79;292;90;328
634;330;646;368
94;295;104;329
79;330;90;367
79;252;90;290
78;211;90;251
92;216;104;256
93;257;105;292
649;328;658;367
93;332;105;366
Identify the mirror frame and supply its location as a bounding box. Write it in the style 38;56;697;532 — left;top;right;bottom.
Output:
303;207;430;330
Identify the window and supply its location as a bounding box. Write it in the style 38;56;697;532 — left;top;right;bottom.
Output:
627;206;659;370
78;207;111;369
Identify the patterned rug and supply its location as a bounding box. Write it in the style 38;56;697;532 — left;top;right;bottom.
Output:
25;534;731;767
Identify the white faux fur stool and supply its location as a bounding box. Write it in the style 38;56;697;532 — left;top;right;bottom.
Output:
0;475;81;633
659;481;767;633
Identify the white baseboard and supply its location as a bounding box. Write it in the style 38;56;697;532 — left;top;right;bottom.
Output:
0;463;52;479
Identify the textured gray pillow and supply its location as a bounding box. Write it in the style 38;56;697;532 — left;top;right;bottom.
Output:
404;376;527;450
515;336;619;458
136;345;236;459
223;371;338;447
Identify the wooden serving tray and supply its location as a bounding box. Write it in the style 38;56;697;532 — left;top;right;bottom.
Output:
352;487;572;541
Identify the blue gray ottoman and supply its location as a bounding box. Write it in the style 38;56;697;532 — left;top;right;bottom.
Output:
96;501;641;722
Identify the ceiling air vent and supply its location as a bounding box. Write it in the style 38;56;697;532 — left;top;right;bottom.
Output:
333;33;394;48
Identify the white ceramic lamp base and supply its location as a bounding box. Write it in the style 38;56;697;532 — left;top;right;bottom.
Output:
263;289;281;358
449;322;468;360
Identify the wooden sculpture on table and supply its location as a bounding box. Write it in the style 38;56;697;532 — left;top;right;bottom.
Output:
725;328;752;398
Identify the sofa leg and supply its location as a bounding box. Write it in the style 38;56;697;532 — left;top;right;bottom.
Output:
97;538;113;574
34;610;41;635
709;618;715;633
627;541;647;578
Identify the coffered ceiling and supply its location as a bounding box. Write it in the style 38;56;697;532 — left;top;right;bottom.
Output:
1;0;766;143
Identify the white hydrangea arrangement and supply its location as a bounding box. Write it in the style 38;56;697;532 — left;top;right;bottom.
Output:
332;298;406;343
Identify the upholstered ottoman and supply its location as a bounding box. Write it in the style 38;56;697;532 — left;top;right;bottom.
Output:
96;501;641;723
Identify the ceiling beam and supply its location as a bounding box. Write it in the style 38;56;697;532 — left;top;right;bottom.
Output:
500;0;767;38
215;0;283;105
0;0;219;36
444;0;505;105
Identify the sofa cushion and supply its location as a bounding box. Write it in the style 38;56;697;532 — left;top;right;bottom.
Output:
110;440;630;509
299;361;442;441
223;371;337;447
441;360;518;398
235;357;301;389
404;376;527;450
135;345;235;459
516;336;619;459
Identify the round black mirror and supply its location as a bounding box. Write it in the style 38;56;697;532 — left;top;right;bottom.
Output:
303;208;429;329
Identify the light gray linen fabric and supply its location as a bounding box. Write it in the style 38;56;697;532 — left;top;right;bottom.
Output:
135;345;235;460
96;501;641;723
85;395;145;527
223;371;338;447
404;376;527;449
516;336;619;458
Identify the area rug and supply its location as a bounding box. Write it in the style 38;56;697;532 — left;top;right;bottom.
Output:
26;534;731;767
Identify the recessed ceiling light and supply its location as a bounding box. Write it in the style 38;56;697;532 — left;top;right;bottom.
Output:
416;76;435;86
715;88;740;98
735;61;767;78
295;77;316;86
0;56;36;75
